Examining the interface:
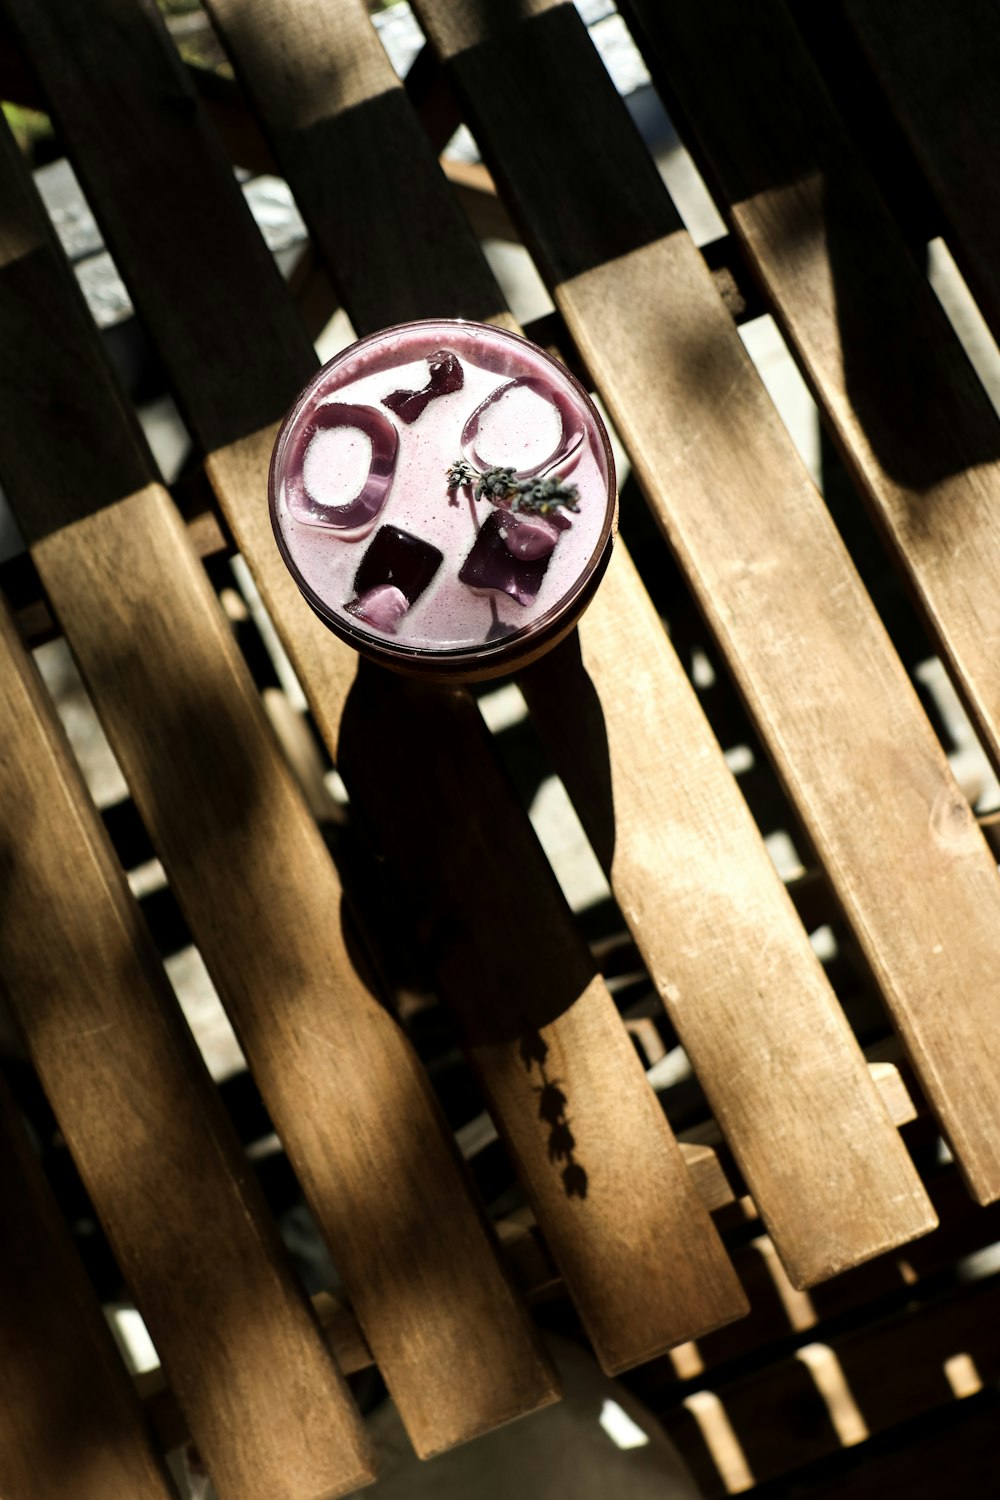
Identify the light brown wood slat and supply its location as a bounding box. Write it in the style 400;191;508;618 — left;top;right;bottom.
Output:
206;436;748;1377
0;603;375;1499
520;550;934;1284
201;0;934;1286
411;0;1000;1206
7;0;751;1363
843;0;1000;348
337;665;746;1371
619;0;1000;775
133;1055;921;1456
0;1077;176;1500
0;119;557;1459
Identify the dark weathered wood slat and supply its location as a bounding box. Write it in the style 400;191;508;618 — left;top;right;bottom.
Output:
411;0;1000;1207
8;0;751;1364
0;1077;176;1500
663;1251;1000;1493
620;0;1000;783
843;0;1000;348
0;110;557;1458
0;598;375;1499
201;0;933;1287
8;7;312;452
208;0;509;333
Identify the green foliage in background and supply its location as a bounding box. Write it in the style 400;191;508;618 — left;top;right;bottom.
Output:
156;0;230;72
2;102;55;164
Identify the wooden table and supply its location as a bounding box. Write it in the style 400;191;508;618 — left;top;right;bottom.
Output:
0;1;998;1495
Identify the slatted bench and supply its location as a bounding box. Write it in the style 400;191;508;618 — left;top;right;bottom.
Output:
1;1;999;1495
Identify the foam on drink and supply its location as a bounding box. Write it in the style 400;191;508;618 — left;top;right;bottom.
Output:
270;320;615;672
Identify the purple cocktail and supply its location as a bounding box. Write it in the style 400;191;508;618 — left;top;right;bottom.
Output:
269;320;617;679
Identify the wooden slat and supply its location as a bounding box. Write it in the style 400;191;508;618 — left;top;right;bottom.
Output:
0;1077;176;1500
205;429;748;1377
130;1056;922;1456
338;665;745;1371
843;0;1000;348
631;1161;1000;1411
201;0;934;1287
0;112;557;1458
7;0;751;1366
768;1393;1000;1500
520;550;934;1284
661;1254;1000;1493
620;0;1000;789
208;0;511;337
0;597;375;1499
411;0;1000;1206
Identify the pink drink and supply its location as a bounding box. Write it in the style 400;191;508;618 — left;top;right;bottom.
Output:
270;320;616;679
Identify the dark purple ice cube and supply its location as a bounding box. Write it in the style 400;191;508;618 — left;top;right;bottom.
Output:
351;525;443;606
458;510;551;607
382;349;464;424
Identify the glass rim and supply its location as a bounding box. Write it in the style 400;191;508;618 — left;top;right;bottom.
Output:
268;317;618;677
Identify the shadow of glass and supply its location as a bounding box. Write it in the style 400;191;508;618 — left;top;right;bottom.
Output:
337;661;600;1193
339;662;596;1036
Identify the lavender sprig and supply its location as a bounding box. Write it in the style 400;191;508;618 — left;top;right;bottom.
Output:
446;458;580;516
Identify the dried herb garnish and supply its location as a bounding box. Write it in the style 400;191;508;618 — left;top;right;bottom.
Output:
446;457;580;516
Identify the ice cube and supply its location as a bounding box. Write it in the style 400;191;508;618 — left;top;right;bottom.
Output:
284;402;398;532
345;584;410;634
461;375;585;478
497;509;567;561
382;348;464;424
352;524;443;605
459;511;551;606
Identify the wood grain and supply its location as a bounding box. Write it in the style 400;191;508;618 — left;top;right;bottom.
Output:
411;0;1000;1206
130;1052;922;1456
206;403;747;1380
0;1076;176;1500
844;0;1000;348
0;0;995;1476
338;665;747;1370
661;1253;1000;1494
204;0;933;1286
620;0;1000;782
9;0;751;1365
521;548;934;1284
0;596;376;1499
205;0;509;333
0;109;557;1458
